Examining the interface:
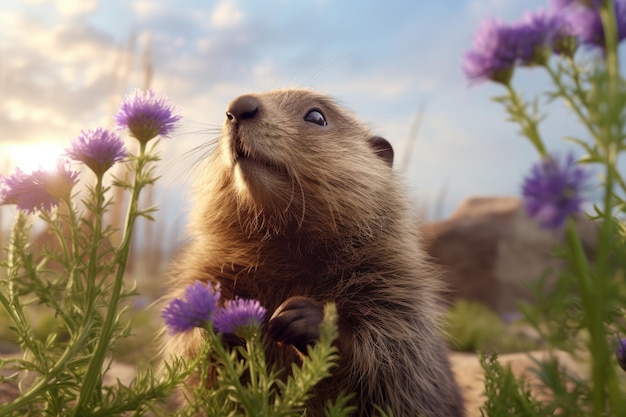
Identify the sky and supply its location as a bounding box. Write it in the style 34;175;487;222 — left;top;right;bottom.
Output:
0;0;598;229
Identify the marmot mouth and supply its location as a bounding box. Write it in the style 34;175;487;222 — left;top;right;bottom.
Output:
234;136;288;175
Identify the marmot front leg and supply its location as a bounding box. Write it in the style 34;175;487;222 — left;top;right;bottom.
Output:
268;296;324;353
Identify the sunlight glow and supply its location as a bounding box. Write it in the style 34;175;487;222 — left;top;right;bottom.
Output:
4;143;66;174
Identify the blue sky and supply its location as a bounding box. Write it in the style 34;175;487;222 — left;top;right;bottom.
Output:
0;0;592;225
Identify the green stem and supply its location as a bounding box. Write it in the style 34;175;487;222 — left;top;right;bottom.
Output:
545;64;599;140
567;56;594;117
210;331;256;415
595;2;623;414
67;195;80;265
0;289;39;363
72;142;149;415
564;220;607;417
42;209;70;273
246;333;270;417
63;195;82;295
611;164;626;197
600;2;620;97
3;213;43;359
504;83;547;157
594;145;620;415
82;176;105;323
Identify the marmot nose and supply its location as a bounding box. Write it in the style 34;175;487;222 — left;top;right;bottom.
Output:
226;95;260;122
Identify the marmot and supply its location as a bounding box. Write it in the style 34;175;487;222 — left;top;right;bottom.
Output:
163;88;465;417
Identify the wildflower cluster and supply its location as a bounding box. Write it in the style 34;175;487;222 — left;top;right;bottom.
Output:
162;281;267;339
0;162;78;213
463;0;626;229
465;0;626;415
0;88;178;214
162;281;351;417
0;89;182;416
463;0;626;85
0;87;351;417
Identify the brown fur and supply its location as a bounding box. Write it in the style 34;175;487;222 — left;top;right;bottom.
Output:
162;88;465;416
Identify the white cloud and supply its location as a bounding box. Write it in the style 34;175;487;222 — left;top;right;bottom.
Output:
210;0;244;29
23;0;99;16
55;0;98;16
0;10;136;152
132;0;158;16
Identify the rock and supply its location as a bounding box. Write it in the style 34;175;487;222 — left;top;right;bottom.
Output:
422;197;596;315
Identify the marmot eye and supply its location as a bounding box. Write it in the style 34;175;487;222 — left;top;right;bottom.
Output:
304;109;327;126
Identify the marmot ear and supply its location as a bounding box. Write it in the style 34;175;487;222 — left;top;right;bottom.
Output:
367;136;394;168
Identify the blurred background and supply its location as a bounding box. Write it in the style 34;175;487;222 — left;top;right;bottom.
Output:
0;0;575;219
0;0;608;361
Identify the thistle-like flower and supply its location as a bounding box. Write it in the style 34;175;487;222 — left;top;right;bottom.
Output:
463;11;576;83
522;153;587;229
0;161;79;213
565;1;626;50
462;18;519;84
162;281;221;334
66;128;127;177
213;298;267;338
114;89;181;144
0;168;30;206
519;10;577;61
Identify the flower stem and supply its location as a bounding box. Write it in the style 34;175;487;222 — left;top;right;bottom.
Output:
504;83;547;157
72;142;149;415
63;195;83;300
246;334;270;416
545;64;599;140
78;176;105;330
600;1;620;96
210;330;256;414
594;3;624;414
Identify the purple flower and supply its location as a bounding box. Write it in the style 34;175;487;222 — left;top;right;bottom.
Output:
162;281;220;334
0;161;79;213
616;337;626;371
565;0;626;50
66;128;127;177
114;89;181;144
522;153;587;229
463;18;520;84
0;168;30;206
213;298;267;337
39;161;80;200
463;11;578;83
520;10;577;59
